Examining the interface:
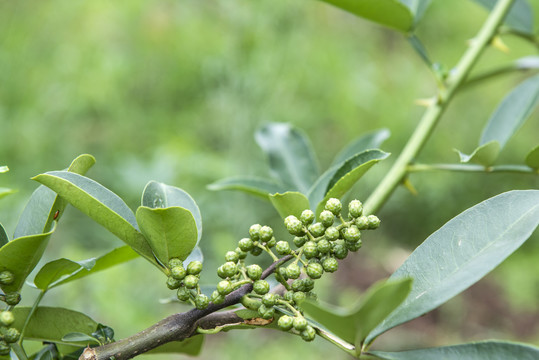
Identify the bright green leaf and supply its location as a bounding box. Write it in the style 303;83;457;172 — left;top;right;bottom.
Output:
269;192;310;219
473;0;534;35
0;223;7;247
15;154;96;238
32;171;156;266
368;340;539;360
136;206;197;264
147;336;204;356
332;129;390;166
366;190;539;343
12;307;97;347
525;145;539;169
207;176;288;200
34;258;95;290
61;333;100;345
255;123;319;194
0;224;55;293
455;141;500;166
480;74;539;150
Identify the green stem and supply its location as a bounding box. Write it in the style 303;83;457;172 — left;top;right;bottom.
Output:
363;0;516;215
18;290;46;346
407;163;538;174
315;328;356;357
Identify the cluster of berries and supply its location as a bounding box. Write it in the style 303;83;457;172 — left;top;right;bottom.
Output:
0;310;19;356
0;271;21;307
165;259;209;310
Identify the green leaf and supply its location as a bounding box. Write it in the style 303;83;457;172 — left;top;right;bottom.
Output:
207;176;288;200
12;307;97;346
61;333;100;345
309;150;390;214
269;192;310;219
302;279;412;348
0;165;8;173
15;154;96;238
34;258;95;290
147;336;204;356
525;145;539;169
184;246;204;266
480;74;539;150
366;190;539;343
32;171;156;265
455;141;500;166
0;223;7;247
368;340;539;360
136;206;197;264
255;123;319;194
0;224;55;293
141;181;202;244
0;188;15;200
332;129;390;166
473;0;534;35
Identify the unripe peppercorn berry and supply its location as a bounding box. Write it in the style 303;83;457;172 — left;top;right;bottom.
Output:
367;215;381;229
325;198;342;216
217;280;233;295
293;236;307;247
171;266;186;280
0;271;14;285
183;275;199;289
266;237;277;248
177;287;190;302
195;294;209;310
286;263;301;279
293;291;306;304
293;316;308;331
211;291;225;305
308;222;325;237
324;226;340;241
168;258;183;269
332;243;348;259
301;325;316;342
306;263;324;279
319;210;334;227
249;224;262;240
348;200;363;218
167;276;182;290
3;328;20;343
258;304;275;320
235;247;248;260
221;262;238;277
277;267;289;280
303;241;318;259
355;216;369;230
300;209;315;225
284;216;304;236
187;261;203;275
225;251;239;263
262;293;276;307
275;241;291;255
238;237;254;252
322;257;339;272
0;341;9;356
344;226;361;242
253;280;270;295
246;264;263;281
217;266;227;279
291;279;303;292
5;292;20;306
346;239;363;252
317;239;331;254
278;315;294;331
259;226;273;242
303;278;315;291
250;246;263;256
0;311;15;327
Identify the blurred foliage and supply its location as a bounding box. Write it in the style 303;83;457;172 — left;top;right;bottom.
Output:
0;0;538;358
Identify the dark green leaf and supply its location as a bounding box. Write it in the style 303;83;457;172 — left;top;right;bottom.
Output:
366;190;539;343
207;176;288;200
34;258;95;290
332;129;390;166
455;141;500;166
141;181;202;244
136;206;197;263
0;224;55;293
15;154;96;238
525;145;539;169
480;74;539;150
269;192;310;219
33;344;59;360
368;340;539;360
0;223;7;247
147;336;204;356
473;0;534;35
32;171;156;266
12;307;97;346
255;123;319;193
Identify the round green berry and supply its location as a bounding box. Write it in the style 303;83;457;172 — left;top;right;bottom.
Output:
344;226;361;242
217;280;233;296
253;280;270;295
168;258;183;268
301;325;316;342
224;251;239;263
293;316;308;331
259;226;274;242
308;222;325;237
283;291;294;302
277;266;289;280
286;263;301;279
291;279;303;292
238;237;254;252
4;292;20;306
195;294;209;310
346;239;363;252
217;266;227;279
250;246;263;256
0;271;14;285
183;275;199;289
306;263;324;279
187;261;203;275
284;215;304;236
317;239;331;254
325;198;342;216
322;257;339;272
348;200;363;218
235;247;248;260
300;209;315;225
367;215;381;229
171;266;186;280
258;304;275;320
275;241;291;255
319;210;334;227
3;328;20;343
246;264;263;281
324;226;340;241
262;293;276;307
303;241;318;259
292;291;306;304
211;290;225;305
0;311;14;327
278;315;294;331
249;224;262;241
303;278;315;291
177;287;190;301
0;341;10;356
355;216;369;230
293;236;307;247
266;237;277;248
332;243;348;259
221;262;238;277
167;276;182;290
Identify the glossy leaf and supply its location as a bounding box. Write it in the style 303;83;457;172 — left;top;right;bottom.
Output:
309;150;389;214
480;74;539;150
525;145;539;169
136;206;197;263
32;171;156;265
0;224;55;293
147;336;204;356
455;141;500;166
12;307;97;346
366;190;539;343
255;123;319;194
473;0;534;35
368;340;539;360
207;176;288;200
61;333;100;345
15;154;96;238
184;246;204;266
302;279;412;347
34;258;95;290
332;129;390;166
142;181;202;243
0;223;7;247
0;187;15;200
269;191;310;219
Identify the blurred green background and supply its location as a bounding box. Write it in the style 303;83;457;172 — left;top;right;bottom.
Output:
0;0;538;358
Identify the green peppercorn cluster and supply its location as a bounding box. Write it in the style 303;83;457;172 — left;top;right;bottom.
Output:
0;310;20;356
165;259;209;309
0;271;21;307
